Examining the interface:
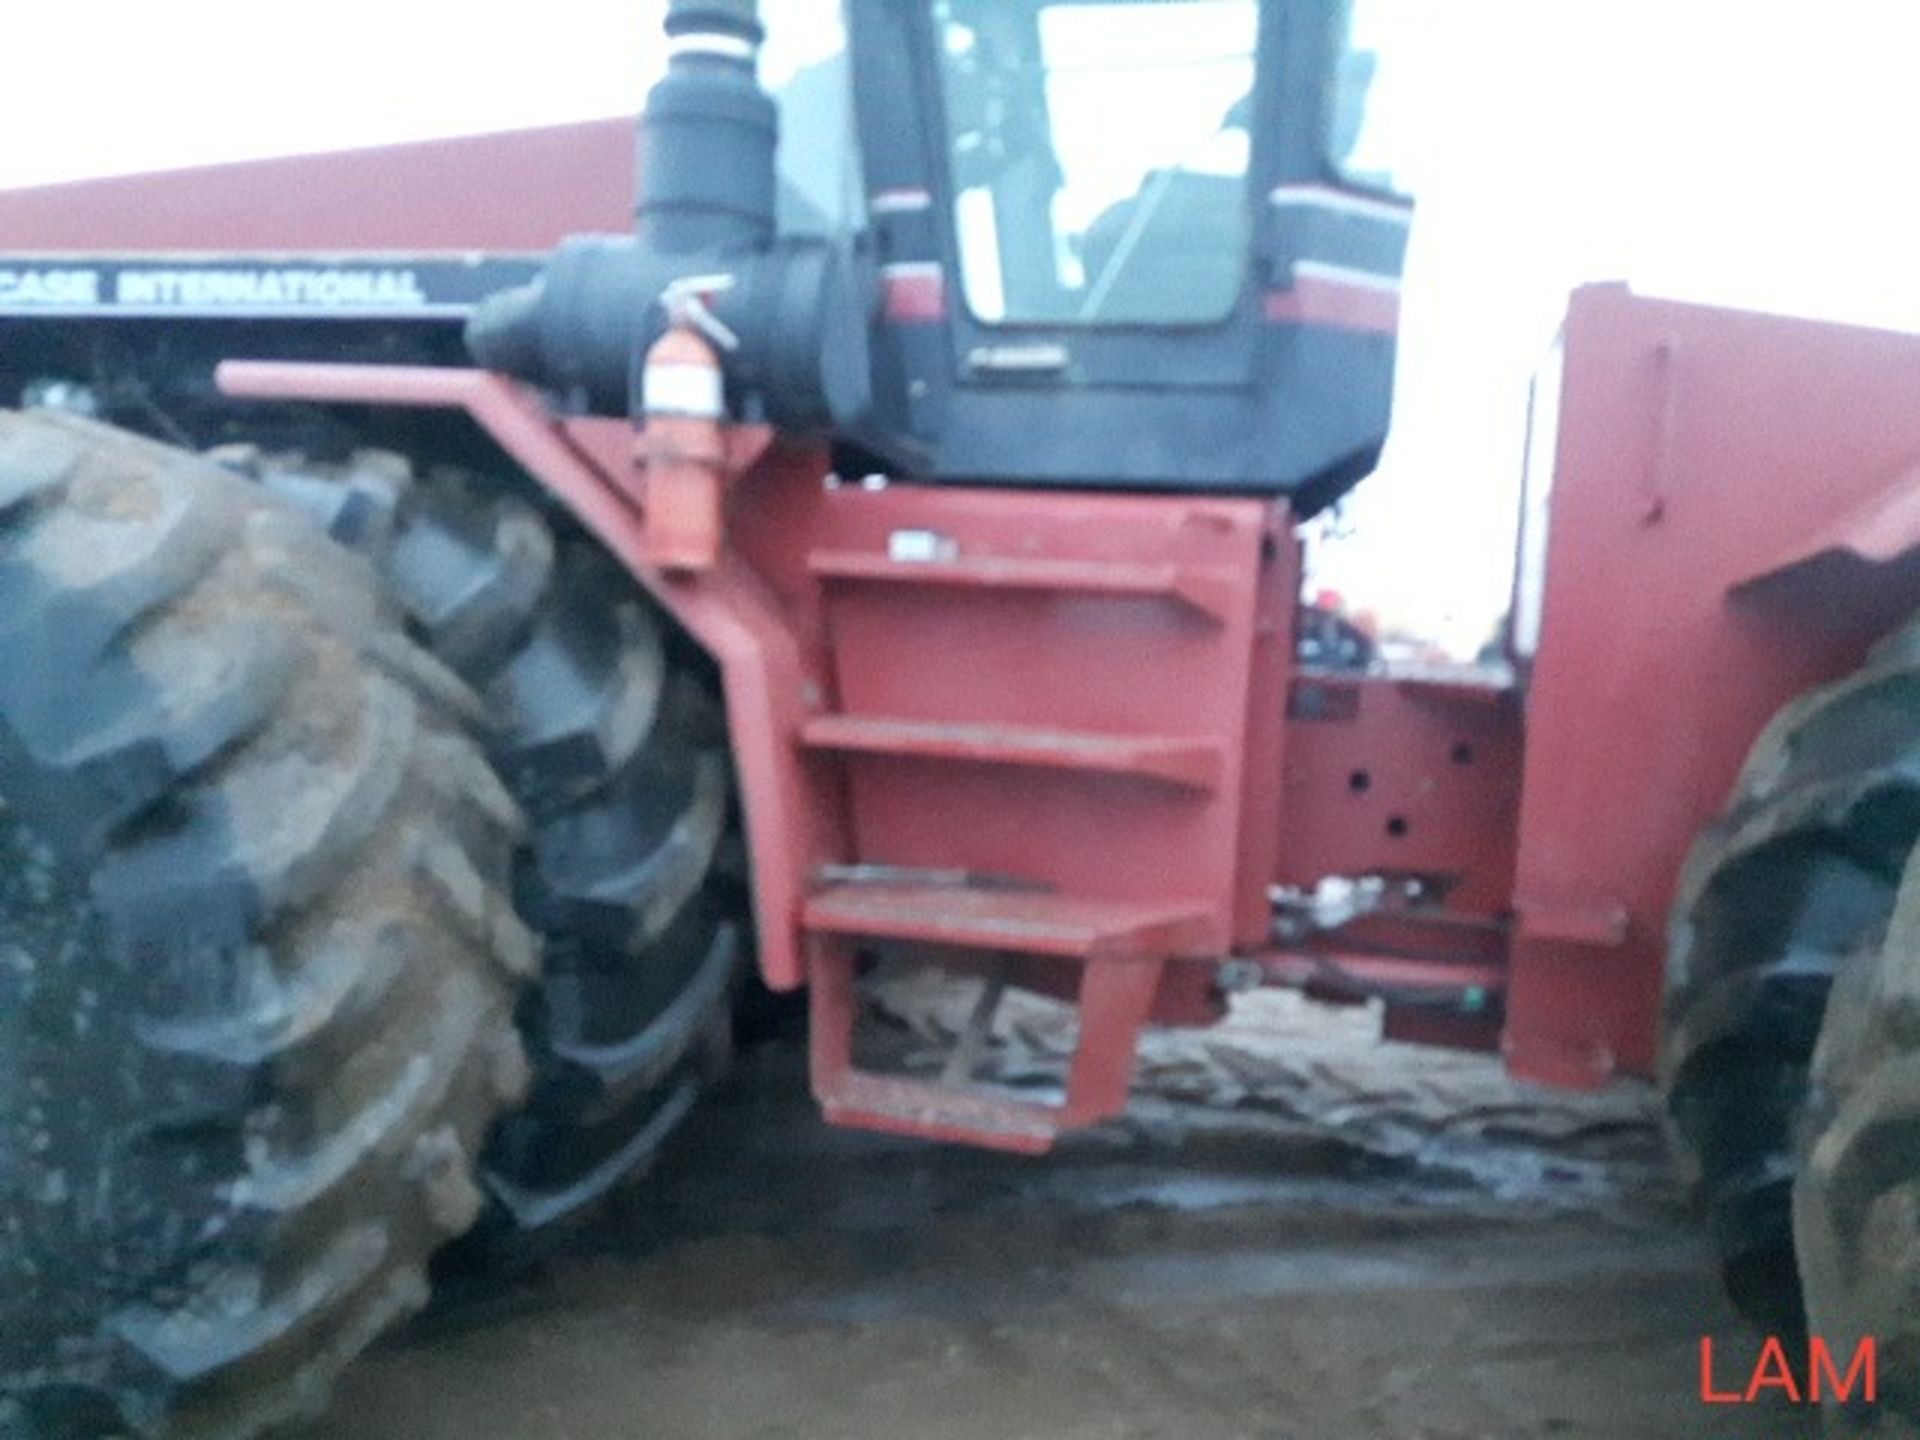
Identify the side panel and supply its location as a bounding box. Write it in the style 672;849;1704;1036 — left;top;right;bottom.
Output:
0;119;635;250
1506;284;1920;1084
1276;674;1522;919
808;485;1275;938
1264;670;1521;1054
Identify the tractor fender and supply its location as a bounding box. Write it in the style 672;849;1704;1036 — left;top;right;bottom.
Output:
216;358;835;994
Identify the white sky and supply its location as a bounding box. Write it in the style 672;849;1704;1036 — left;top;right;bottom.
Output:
1332;1;1920;652
4;1;1919;656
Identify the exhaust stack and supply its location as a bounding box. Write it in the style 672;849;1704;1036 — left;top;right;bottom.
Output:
642;0;776;253
464;0;869;431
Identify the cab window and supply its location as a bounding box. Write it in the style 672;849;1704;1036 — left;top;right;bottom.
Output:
933;0;1258;325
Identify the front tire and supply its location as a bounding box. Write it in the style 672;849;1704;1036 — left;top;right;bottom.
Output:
0;413;533;1438
238;449;746;1242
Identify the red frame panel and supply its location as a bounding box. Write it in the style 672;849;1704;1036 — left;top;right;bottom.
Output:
1505;285;1920;1084
0;119;636;250
1275;673;1522;918
217;283;1920;1144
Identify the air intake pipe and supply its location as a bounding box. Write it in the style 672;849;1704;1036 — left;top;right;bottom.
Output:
642;0;776;252
465;0;869;430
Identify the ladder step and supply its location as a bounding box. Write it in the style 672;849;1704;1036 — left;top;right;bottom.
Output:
800;715;1223;791
804;883;1217;960
807;550;1235;623
815;1071;1062;1154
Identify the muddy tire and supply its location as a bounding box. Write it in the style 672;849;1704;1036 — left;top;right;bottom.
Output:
240;450;743;1240
1664;621;1920;1336
1795;822;1920;1433
0;414;534;1437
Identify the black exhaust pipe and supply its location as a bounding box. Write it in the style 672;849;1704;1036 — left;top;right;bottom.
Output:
643;0;776;253
465;0;870;431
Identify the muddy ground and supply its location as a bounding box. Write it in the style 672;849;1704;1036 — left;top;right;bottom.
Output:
316;987;1808;1439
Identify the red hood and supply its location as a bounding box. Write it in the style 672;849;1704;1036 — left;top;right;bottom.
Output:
0;118;637;252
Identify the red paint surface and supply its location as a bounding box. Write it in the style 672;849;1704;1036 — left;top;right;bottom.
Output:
1275;673;1522;918
0;119;636;250
214;282;1920;1148
1263;272;1400;335
881;265;947;323
1505;284;1920;1084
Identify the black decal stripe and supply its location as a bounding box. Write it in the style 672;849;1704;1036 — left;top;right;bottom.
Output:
0;255;545;319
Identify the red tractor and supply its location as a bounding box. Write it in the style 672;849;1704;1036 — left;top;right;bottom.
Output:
3;1;1918;1434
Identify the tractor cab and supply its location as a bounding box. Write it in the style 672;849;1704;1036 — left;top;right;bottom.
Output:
843;0;1410;504
469;0;1411;510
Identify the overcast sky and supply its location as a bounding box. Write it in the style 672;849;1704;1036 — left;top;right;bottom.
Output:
1333;1;1920;650
4;1;1918;654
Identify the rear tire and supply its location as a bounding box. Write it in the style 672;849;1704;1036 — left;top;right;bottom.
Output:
0;413;533;1437
1664;620;1920;1336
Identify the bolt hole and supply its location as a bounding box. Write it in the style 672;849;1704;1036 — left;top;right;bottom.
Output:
1348;769;1372;794
1386;815;1410;838
1451;741;1476;766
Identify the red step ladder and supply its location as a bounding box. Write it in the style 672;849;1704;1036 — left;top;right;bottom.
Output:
792;486;1288;1151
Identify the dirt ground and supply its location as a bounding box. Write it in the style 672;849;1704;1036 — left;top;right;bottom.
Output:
315;987;1810;1440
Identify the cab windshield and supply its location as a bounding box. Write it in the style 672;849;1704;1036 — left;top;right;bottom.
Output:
932;0;1257;326
1329;0;1416;196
